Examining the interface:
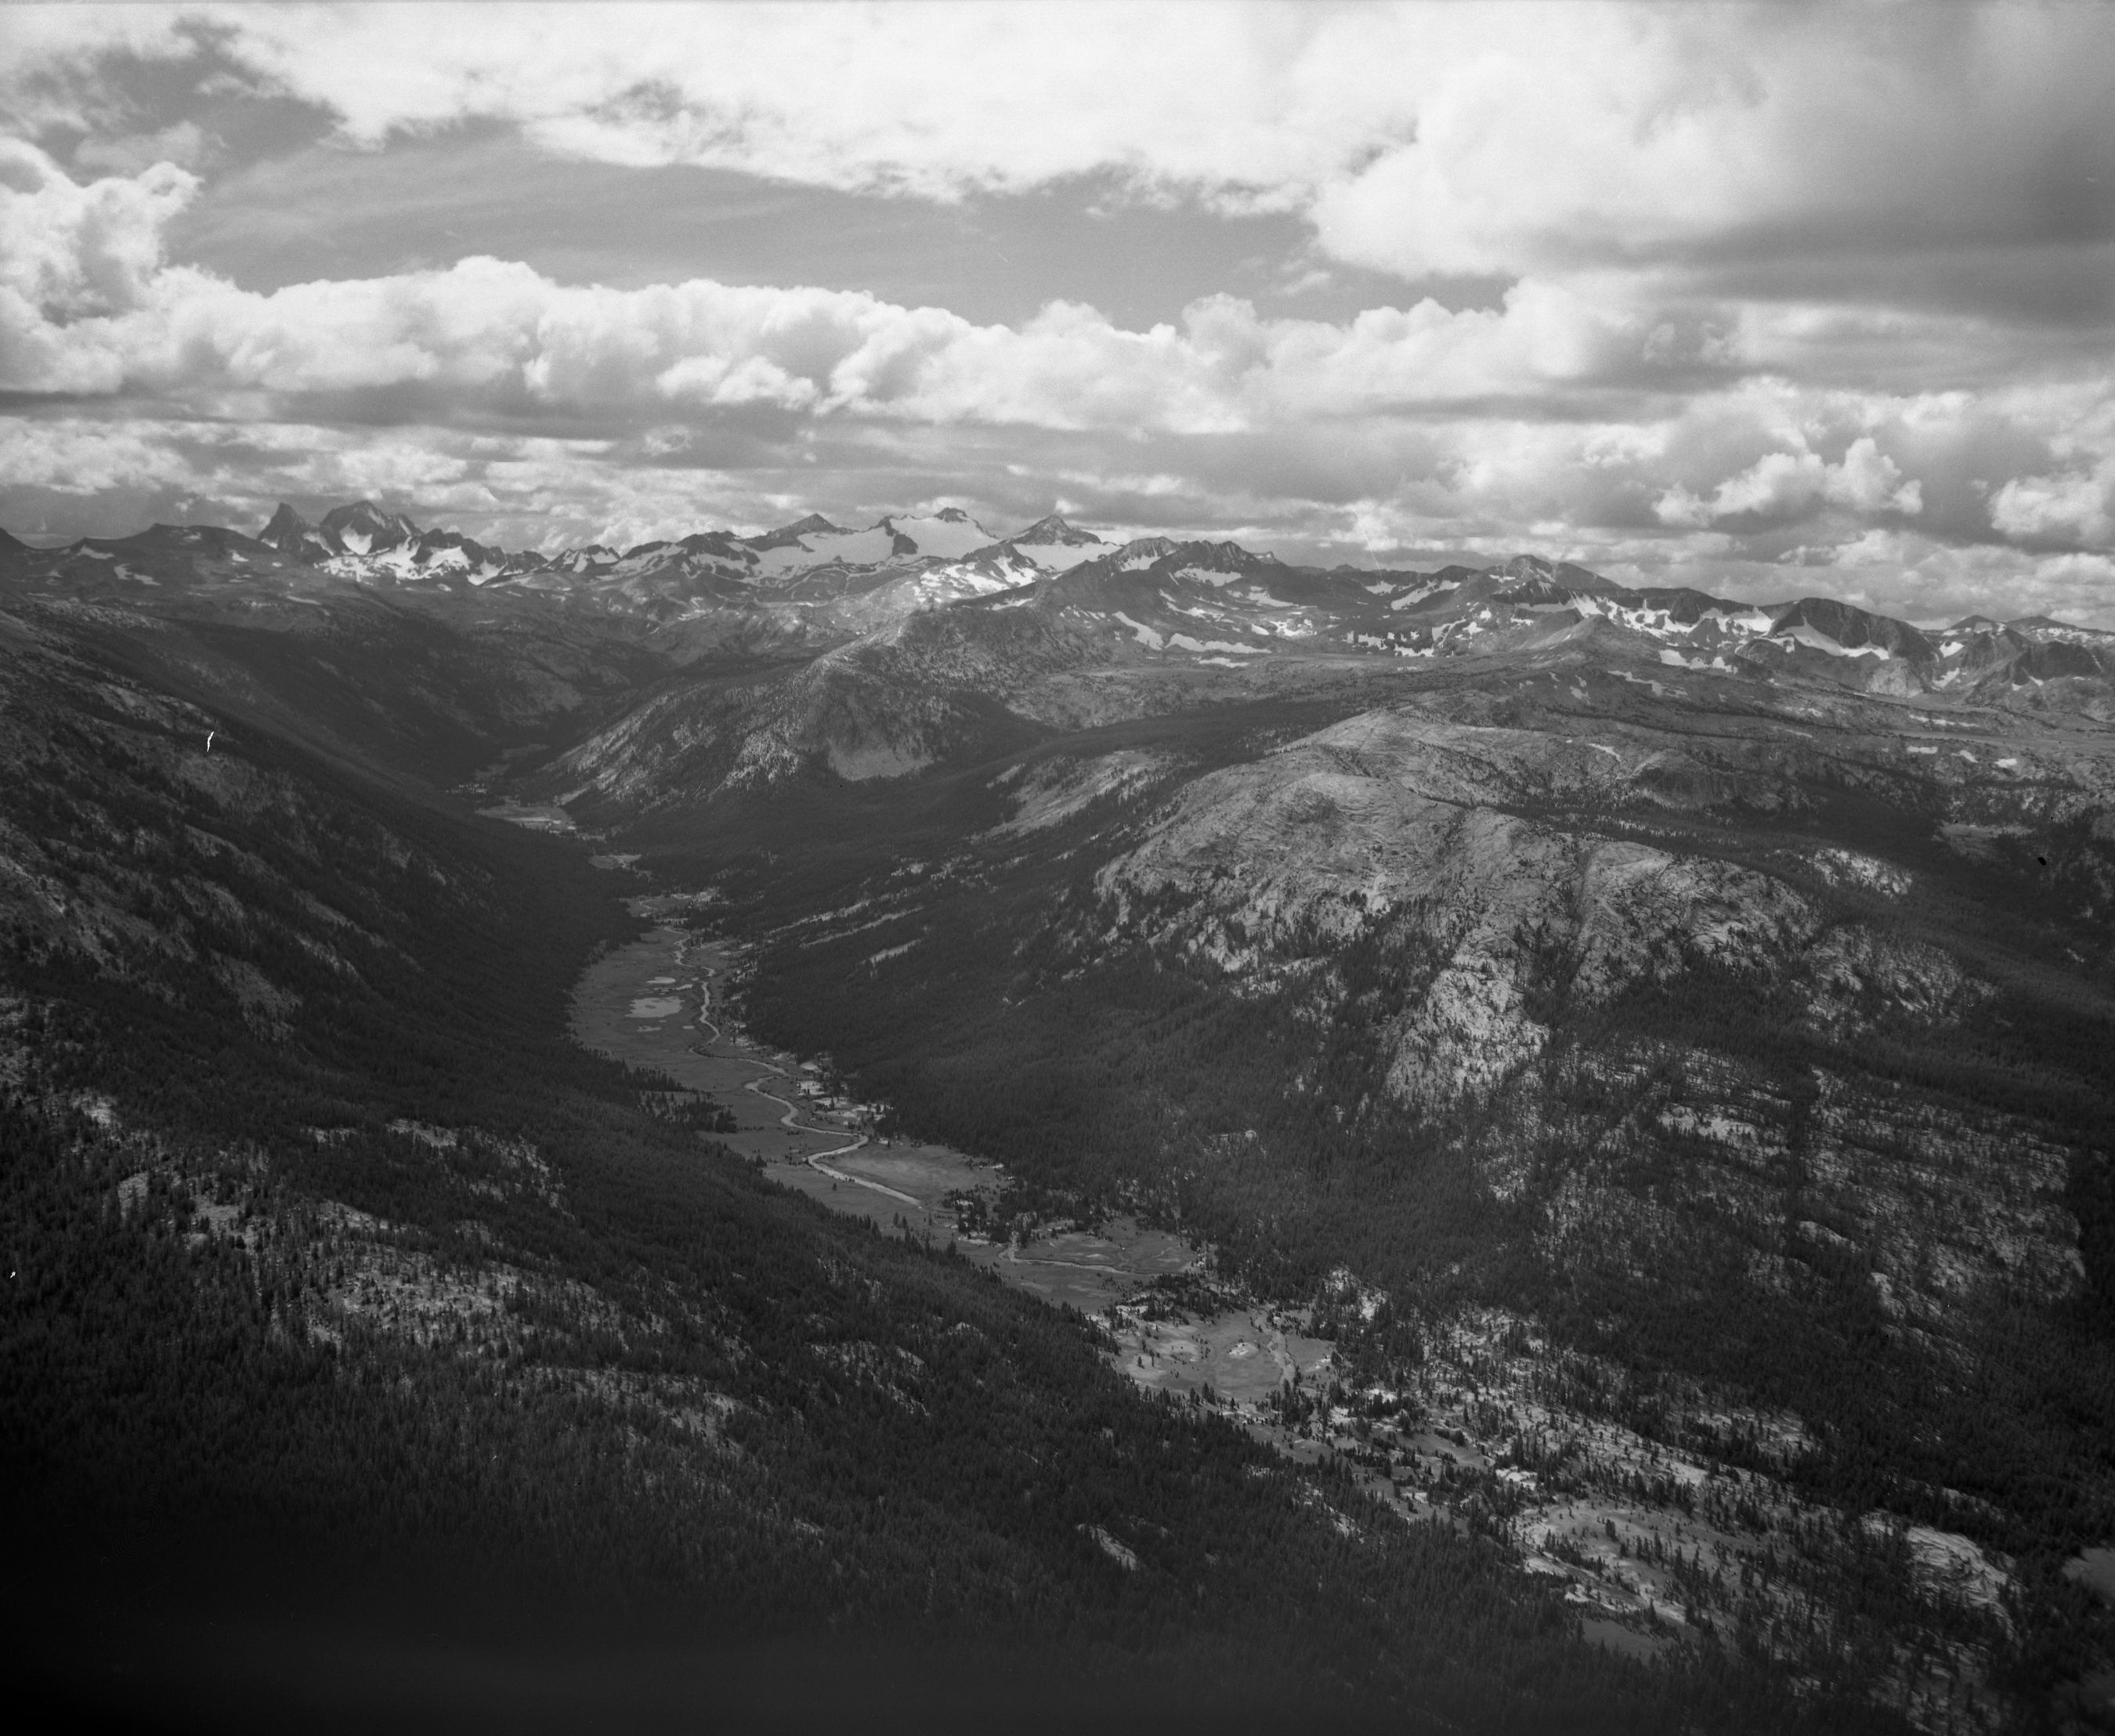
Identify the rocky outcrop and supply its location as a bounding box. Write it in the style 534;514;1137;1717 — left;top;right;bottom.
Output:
1097;706;1821;1111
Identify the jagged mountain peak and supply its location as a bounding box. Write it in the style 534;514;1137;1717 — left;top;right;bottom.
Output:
1111;536;1179;562
963;515;1119;573
258;502;334;562
1772;594;1932;650
1014;513;1104;546
320;499;414;532
676;529;749;555
747;513;848;551
1102;535;1282;570
1484;553;1626;598
317;499;419;558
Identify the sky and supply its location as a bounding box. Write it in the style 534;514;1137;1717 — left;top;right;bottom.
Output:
2;2;2114;624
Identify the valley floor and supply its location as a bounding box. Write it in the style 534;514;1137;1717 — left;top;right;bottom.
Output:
569;895;2047;1731
570;906;1211;1311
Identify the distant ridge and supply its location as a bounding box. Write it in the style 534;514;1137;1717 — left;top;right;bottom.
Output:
4;496;2112;709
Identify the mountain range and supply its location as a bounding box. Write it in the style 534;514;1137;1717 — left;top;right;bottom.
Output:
9;500;2113;714
6;494;2115;1733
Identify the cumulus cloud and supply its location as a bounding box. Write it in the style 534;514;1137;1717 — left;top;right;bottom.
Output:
1990;461;2115;547
1656;437;1922;528
1771;529;2115;631
9;4;2108;285
0;136;196;320
73;120;212;177
5;136;2108;613
1310;9;2115;284
2;5;2114;624
0;413;210;495
0;148;1740;426
1828;438;1924;516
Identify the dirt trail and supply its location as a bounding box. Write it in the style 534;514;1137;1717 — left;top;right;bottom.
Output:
1000;1242;1173;1283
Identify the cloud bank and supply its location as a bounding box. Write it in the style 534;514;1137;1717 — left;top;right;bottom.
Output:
2;2;2113;624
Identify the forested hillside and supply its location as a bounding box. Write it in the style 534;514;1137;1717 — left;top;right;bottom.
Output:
690;668;2115;1730
11;509;2115;1730
0;596;1864;1732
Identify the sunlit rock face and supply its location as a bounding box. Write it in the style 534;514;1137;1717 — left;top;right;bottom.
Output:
1095;705;1820;1112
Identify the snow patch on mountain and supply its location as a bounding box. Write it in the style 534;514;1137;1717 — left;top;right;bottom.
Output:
1167;634;1266;655
1016;540;1119;571
749;524;900;575
1776;623;1889;660
1114;612;1164;649
882;510;992;559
